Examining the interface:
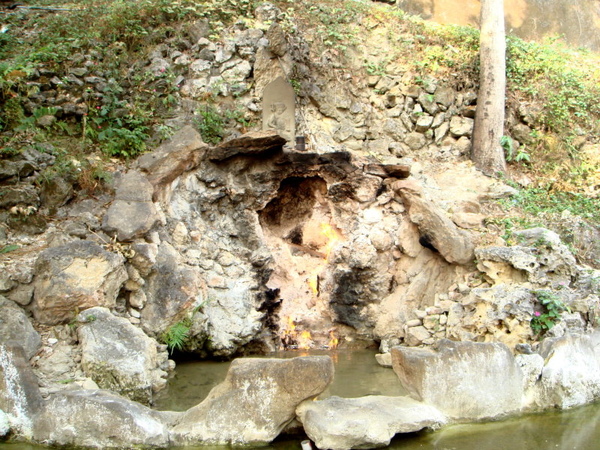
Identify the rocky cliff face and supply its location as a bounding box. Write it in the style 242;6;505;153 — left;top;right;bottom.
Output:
0;0;598;420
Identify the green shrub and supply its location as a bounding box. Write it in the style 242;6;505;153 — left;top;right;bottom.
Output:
193;105;224;144
530;290;568;335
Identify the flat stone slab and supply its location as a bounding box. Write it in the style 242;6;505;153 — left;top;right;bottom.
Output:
297;395;446;450
208;131;286;161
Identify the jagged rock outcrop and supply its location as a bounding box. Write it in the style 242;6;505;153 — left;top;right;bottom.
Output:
170;355;334;445
77;307;170;405
0;296;41;360
31;240;128;325
297;395;447;450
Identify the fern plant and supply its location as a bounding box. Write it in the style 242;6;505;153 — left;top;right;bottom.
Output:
161;320;191;353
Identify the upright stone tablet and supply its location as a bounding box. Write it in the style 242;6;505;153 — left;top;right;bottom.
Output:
262;77;295;143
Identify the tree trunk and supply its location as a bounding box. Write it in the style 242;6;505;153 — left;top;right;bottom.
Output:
472;0;506;176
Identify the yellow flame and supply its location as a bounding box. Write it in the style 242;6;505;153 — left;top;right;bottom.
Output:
297;330;313;350
328;330;339;349
286;316;296;332
308;274;318;295
320;223;342;260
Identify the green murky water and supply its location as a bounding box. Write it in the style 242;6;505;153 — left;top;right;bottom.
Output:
3;349;600;449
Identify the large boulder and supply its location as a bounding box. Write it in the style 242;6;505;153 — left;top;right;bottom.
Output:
77;307;170;405
529;332;600;409
32;240;127;325
297;395;447;450
102;170;160;241
33;390;175;448
391;179;474;264
0;296;41;360
392;340;524;420
171;355;334;446
0;343;43;438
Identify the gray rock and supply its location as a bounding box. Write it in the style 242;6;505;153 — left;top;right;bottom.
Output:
39;176;74;212
267;22;287;57
404;131;428;150
0;296;41;360
418;91;439;115
136;125;208;194
140;241;207;336
32;240;127;325
78;307;169;405
0;185;40;209
392;179;474;264
532;332;600;409
209;131;286;161
33;390;174;448
0;409;9;437
415;114;434;132
392;340;524;420
102;170;160;241
0;343;43;437
449;116;474;137
476;229;577;286
102;199;159;242
171;356;334;446
297;395;446;450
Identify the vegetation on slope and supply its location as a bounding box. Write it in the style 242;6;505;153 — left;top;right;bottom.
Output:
1;0;599;265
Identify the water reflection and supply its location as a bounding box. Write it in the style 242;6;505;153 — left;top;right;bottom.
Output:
390;402;600;450
153;349;406;411
398;0;600;52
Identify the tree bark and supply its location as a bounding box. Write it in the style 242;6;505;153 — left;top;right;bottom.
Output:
472;0;506;176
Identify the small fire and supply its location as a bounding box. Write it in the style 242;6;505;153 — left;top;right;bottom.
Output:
297;330;313;350
320;222;342;260
282;316;313;350
328;330;339;349
308;274;319;295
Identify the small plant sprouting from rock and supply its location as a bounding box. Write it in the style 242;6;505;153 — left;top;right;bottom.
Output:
193;105;224;145
161;319;192;353
530;290;569;335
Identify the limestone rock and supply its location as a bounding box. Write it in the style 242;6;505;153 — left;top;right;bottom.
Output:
445;286;535;348
392;179;474;264
0;343;43;438
32;241;127;325
140;242;207;336
531;332;600;409
171;356;334;446
102;171;160;241
392;340;523;420
77;307;169;405
39;176;74;212
449;116;474;137
136;125;208;193
375;352;392;367
33;390;174;448
0;296;41;360
208;131;286;161
297;395;446;450
476;228;577;286
0;409;9;437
